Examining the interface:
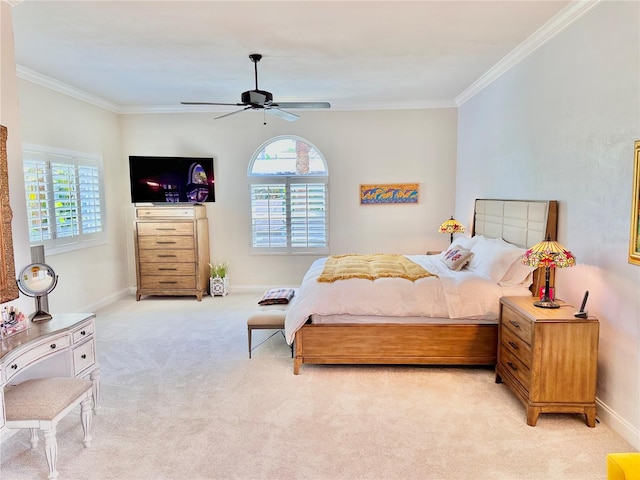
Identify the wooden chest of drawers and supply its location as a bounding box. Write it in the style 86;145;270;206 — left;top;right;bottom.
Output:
134;205;210;301
495;296;599;427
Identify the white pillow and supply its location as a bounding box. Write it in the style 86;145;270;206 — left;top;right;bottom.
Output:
441;247;474;271
499;258;536;287
467;236;526;282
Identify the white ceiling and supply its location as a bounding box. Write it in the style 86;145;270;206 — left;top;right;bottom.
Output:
11;0;591;115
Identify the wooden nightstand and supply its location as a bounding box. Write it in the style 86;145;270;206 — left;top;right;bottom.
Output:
495;296;599;427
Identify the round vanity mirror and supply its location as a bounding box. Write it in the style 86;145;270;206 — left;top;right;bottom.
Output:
16;263;58;322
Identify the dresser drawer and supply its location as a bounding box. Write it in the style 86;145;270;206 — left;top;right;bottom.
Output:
73;339;96;375
137;222;193;236
138;236;194;250
140;275;196;289
140;263;196;276
501;325;532;368
5;334;71;382
500;346;531;392
71;321;94;345
138;249;195;263
136;207;196;218
502;305;532;344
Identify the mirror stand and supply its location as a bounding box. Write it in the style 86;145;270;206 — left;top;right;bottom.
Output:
31;295;53;322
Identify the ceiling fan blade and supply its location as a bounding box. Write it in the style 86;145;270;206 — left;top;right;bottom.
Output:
214;107;252;120
266;108;299;122
182;101;245;106
273;102;331;109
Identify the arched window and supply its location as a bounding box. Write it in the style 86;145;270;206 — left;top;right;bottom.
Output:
248;136;329;254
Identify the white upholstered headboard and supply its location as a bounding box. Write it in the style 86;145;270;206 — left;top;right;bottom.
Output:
472;199;558;249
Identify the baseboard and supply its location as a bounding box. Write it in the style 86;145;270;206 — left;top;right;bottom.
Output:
597;396;640;450
80;288;131;313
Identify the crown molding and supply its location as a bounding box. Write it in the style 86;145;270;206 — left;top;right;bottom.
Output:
455;0;601;106
2;0;24;7
16;65;122;113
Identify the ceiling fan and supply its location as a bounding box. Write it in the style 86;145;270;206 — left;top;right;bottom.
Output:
181;53;331;122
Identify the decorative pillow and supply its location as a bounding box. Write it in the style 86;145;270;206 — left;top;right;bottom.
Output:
442;247;474;271
440;236;478;260
258;288;296;306
467;236;525;282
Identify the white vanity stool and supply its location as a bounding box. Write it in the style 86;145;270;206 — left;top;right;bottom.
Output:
4;377;94;479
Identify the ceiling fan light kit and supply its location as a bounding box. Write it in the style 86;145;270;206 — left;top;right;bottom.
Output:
181;53;330;123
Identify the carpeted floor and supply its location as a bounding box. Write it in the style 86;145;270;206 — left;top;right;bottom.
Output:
0;293;634;479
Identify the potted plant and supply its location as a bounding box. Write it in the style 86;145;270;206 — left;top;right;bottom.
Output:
209;261;229;296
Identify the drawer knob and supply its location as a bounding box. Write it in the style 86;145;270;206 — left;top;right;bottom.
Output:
507;361;518;372
156;241;177;245
509;320;521;329
508;341;519;350
158;255;177;258
11;363;17;369
50;343;56;349
81;354;87;359
80;330;86;336
159;281;178;284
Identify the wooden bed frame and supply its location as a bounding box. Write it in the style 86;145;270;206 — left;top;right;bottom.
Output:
292;199;558;374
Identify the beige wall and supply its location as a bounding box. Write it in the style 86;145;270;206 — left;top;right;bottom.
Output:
456;1;640;448
120;108;458;288
16;81;130;312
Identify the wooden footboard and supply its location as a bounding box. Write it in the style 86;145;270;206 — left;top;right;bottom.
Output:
293;323;498;374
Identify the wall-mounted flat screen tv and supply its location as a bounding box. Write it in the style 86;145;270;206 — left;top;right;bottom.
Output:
129;156;215;204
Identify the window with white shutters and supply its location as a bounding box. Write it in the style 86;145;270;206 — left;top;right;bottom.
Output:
248;136;328;254
23;144;106;254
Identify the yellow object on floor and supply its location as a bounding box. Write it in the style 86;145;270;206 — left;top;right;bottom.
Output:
607;453;640;480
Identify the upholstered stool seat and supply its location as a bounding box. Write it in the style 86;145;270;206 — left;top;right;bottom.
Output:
247;310;292;358
607;453;640;480
4;377;94;479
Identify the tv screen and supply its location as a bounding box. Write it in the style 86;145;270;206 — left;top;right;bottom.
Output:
129;156;215;204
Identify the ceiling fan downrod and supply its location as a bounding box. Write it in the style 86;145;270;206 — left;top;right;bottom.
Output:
249;53;262;90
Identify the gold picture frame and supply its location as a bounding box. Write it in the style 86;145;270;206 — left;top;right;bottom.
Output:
629;140;640;265
0;125;19;303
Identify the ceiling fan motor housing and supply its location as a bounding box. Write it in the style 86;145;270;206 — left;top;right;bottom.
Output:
242;89;273;106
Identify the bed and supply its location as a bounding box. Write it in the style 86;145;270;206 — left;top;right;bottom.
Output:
285;199;558;374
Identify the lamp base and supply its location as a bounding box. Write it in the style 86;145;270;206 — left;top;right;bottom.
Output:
533;300;560;309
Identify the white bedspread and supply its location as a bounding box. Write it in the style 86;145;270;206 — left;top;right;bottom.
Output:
284;254;531;343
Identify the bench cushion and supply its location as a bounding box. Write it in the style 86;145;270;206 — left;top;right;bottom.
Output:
247;310;286;327
5;377;93;421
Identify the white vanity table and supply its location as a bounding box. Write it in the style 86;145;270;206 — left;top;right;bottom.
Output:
0;313;100;434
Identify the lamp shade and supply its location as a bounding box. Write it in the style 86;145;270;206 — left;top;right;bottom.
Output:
522;237;575;308
438;216;466;235
522;238;576;269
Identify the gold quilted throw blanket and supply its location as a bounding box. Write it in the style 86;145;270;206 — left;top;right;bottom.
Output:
317;254;435;283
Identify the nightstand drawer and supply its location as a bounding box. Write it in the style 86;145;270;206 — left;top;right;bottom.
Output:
501;325;532;368
500;346;531;391
502;304;532;344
